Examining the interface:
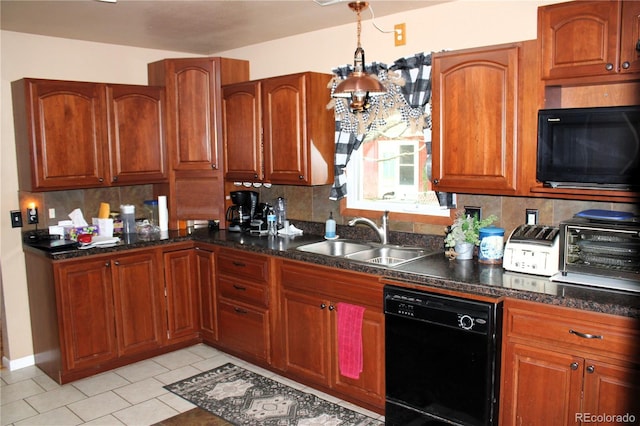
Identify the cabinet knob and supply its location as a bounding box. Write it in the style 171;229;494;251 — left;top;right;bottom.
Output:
98;178;104;183
211;164;217;170
586;365;595;374
112;176;118;182
320;303;326;309
113;261;120;266
570;362;579;370
298;175;304;180
636;39;640;52
328;305;335;311
622;61;631;70
433;179;440;185
105;262;110;267
605;63;614;71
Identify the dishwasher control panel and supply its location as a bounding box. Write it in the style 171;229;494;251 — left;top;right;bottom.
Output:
384;287;497;334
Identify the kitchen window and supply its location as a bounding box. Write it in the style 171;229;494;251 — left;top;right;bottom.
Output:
344;114;452;219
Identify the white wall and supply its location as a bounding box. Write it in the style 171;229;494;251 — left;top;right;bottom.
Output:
0;0;558;367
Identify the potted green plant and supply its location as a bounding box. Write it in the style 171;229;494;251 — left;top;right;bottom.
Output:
445;212;498;260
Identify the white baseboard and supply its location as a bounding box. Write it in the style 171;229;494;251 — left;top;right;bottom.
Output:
2;354;35;371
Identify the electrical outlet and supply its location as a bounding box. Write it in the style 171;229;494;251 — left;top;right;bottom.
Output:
464;206;482;220
394;23;406;46
49;208;56;219
27;206;39;224
10;210;23;228
526;208;539;225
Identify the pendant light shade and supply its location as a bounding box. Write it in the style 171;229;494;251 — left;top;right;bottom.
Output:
332;1;386;111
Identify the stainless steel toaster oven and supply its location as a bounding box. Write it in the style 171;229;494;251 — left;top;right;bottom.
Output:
553;216;640;293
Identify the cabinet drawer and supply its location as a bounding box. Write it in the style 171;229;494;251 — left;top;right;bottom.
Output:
217;300;270;362
217;250;269;283
218;276;268;308
505;299;640;361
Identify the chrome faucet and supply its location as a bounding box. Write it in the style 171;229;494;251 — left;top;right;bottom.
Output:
348;211;389;245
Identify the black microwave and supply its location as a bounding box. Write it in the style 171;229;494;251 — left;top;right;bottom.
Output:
536;106;640;190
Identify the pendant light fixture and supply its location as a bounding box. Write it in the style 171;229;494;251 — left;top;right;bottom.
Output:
333;1;386;112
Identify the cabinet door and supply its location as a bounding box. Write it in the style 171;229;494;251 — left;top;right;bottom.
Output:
280;288;332;386
223;81;263;181
431;45;519;193
582;360;640;421
111;252;165;356
539;1;621;80
501;342;583;426
163;249;199;343
331;305;385;408
18;79;107;190
57;258;117;371
262;74;309;184
162;58;221;171
620;0;640;75
195;247;217;342
106;85;167;184
217;300;271;363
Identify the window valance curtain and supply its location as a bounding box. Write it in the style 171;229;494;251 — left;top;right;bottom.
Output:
328;52;432;200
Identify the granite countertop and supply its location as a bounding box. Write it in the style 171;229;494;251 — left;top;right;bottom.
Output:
27;227;640;319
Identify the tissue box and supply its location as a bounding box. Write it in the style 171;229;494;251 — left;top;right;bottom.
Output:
65;225;99;241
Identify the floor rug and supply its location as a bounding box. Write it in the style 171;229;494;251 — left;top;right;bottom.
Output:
163;362;383;425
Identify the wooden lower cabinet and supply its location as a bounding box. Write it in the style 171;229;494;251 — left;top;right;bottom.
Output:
195;245;217;343
500;298;640;425
24;246;187;384
163;247;200;343
215;248;272;365
277;260;385;413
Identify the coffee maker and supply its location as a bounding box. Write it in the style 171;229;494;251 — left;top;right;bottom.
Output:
226;191;258;232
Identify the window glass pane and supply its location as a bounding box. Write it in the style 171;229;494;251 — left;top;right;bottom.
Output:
345;111;451;218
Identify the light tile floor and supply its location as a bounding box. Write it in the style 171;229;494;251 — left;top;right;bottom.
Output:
1;344;385;425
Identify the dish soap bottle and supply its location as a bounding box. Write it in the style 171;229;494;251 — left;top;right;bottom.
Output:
325;212;336;239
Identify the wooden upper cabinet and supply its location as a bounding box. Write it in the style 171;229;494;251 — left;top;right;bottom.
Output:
262;72;334;185
148;57;250;172
431;43;521;195
539;0;640;83
106;84;167;184
11;79;167;191
12;79;107;190
223;72;335;186
222;81;263;181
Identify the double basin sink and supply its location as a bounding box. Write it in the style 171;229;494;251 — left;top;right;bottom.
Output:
296;239;432;268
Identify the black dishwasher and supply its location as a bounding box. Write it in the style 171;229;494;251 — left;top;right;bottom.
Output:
384;285;502;425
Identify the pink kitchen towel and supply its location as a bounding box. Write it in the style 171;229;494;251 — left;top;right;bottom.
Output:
336;302;366;379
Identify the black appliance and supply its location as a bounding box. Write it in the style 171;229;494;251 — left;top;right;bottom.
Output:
226;191;258;232
384;286;502;426
536;105;640;191
250;202;271;234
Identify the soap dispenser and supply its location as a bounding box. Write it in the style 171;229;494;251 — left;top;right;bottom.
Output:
325;212;336;239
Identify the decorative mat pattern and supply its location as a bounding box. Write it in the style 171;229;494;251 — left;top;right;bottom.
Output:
164;363;383;425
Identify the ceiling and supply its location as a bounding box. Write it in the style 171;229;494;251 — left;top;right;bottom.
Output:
0;0;439;55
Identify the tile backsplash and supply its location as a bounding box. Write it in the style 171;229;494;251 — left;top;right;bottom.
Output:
20;184;639;239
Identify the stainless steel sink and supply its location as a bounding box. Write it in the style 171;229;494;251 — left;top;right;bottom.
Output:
344;246;430;267
295;240;375;256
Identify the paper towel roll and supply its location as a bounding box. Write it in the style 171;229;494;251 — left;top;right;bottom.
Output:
98;203;110;219
158;195;168;231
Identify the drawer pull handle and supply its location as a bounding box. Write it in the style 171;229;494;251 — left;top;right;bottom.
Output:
569;329;603;340
233;284;247;291
232;261;246;267
234;307;248;314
